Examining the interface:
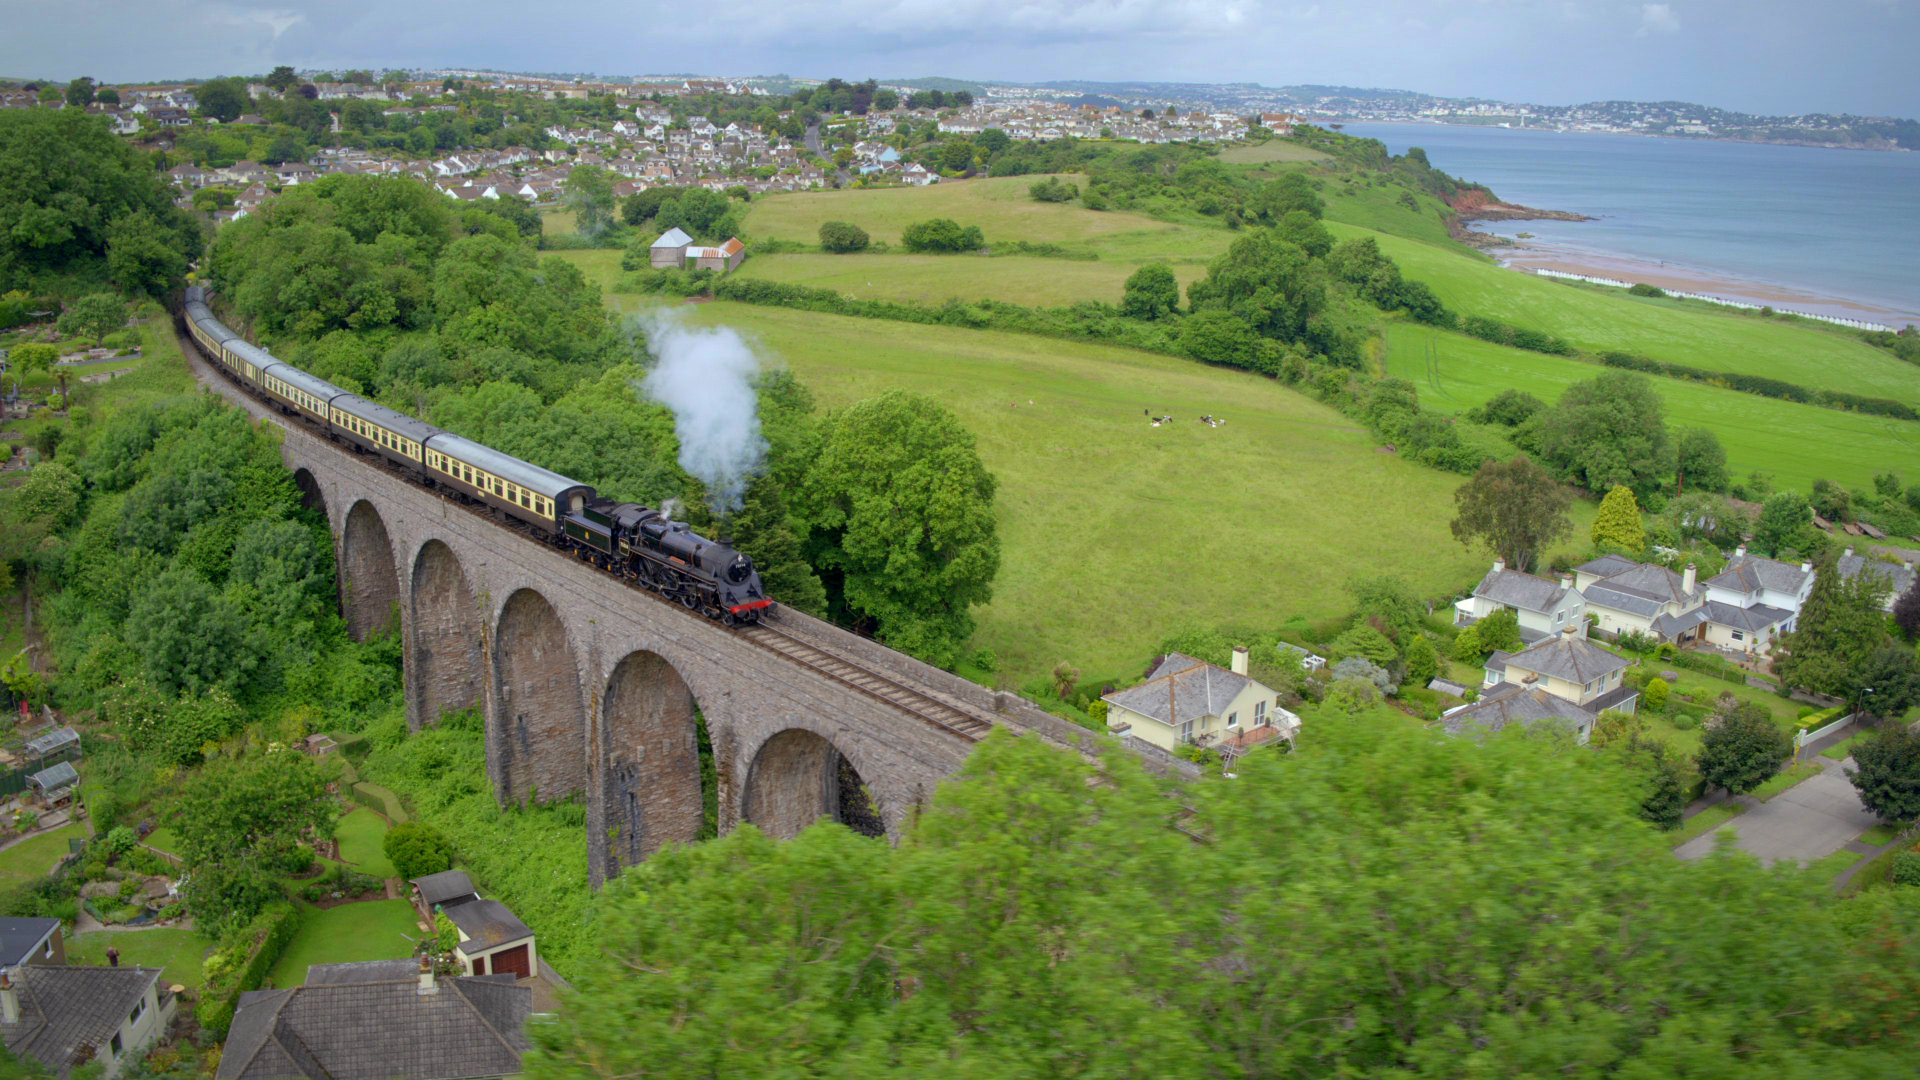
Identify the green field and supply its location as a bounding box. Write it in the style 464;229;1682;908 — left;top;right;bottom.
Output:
1339;223;1920;404
268;899;420;988
669;298;1596;682
69;929;208;991
734;252;1208;308
1216;141;1332;166
743;176;1235;262
1385;323;1920;491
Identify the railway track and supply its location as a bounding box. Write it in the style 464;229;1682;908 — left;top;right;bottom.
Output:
174;315;999;745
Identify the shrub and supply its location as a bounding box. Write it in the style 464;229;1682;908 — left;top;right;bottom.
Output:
1890;849;1920;887
817;220;870;254
104;826;137;855
197;901;305;1039
299;883;324;902
1627;283;1667;298
279;843;316;876
1671;713;1700;731
1644;678;1671;710
901;218;984;253
1028;177;1078;203
384;820;455;880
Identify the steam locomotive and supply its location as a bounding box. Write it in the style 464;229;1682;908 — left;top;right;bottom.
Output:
180;286;774;625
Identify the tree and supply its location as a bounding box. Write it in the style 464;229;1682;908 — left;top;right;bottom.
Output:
1674;426;1728;493
817;220;870;254
900;218;983;253
1403;635;1439;686
1753;490;1811;557
94;87;118;105
1273;209;1334;259
832;145;854;170
1029;176;1078;203
1774;552;1890;695
1696;702;1793;796
1347;573;1424;644
798;390;999;668
1810;478;1852;523
1050;661;1080;699
1536;372;1671;495
1643;677;1670;710
1454;606;1522;664
1846;726;1920;823
1331;625;1397;667
266;65;299;93
55;292;125;345
1893;578;1920;639
1449;456;1574;573
1848;644;1920;721
1254;171;1323;220
123;567;251;696
64;77;95;107
1611;734;1687;829
1120;262;1179;320
196;77;251;123
872;89;900;111
565;164;617;238
1591;485;1648;553
12;460;82;527
384;821;456;879
170;750;335;933
1185;229;1327;347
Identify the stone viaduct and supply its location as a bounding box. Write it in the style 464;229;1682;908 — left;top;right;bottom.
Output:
184;344;1101;886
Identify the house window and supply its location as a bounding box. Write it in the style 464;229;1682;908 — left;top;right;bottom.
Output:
1555;610;1564;623
1179;720;1194;743
1254;701;1268;726
1731;630;1744;642
111;1032;124;1057
129;996;146;1026
1227;711;1239;728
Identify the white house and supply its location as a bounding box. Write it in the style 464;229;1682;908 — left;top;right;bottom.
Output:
1;964;177;1078
1699;546;1815;656
1103;648;1300;752
1837;546;1914;613
1455;559;1586;643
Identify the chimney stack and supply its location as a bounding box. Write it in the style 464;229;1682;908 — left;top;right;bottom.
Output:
1734;544;1747;558
1844;546;1854;559
1683;562;1697;595
1802;559;1813;574
1493;557;1506;574
0;971;17;1024
418;956;437;995
1231;646;1248;677
1562;624;1577;637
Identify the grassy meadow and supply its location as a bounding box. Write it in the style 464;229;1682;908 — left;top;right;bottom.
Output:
1216;140;1333;166
734;252;1208;308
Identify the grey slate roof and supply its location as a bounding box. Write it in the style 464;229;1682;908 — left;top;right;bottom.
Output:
0;965;161;1078
1704;601;1794;632
412;870;479;910
1838;553;1914;602
1102;653;1255;728
308;959;417;985
446;899;533;952
1575;554;1640;579
1710;554;1811;597
1649;607;1712;637
1587;685;1642;713
0;918;60;969
1504;632;1630;685
1484;650;1512;676
1442;682;1594;737
1582;582;1664;618
218;965;530;1080
1473;568;1572;615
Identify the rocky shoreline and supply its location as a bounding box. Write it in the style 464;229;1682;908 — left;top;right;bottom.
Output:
1442;190;1593;248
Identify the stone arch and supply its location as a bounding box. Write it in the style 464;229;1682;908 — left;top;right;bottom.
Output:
600;651;711;875
292;467;327;517
409;539;483;728
341;500;401;643
493;588;586;807
741;729;886;841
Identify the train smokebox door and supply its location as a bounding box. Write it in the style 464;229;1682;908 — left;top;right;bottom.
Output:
491;944;531;979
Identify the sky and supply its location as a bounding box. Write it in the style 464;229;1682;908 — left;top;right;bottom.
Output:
3;0;1912;118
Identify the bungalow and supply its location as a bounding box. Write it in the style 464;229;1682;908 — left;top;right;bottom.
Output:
1837;546;1914;612
1452;627;1637;743
1102;648;1301;751
148;106;190;128
1454;558;1586;643
1;964;177;1078
217;958;530;1080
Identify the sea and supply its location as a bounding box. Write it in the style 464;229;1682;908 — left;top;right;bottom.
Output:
1335;122;1920;325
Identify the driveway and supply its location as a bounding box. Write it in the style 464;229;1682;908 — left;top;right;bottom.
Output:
1674;757;1879;866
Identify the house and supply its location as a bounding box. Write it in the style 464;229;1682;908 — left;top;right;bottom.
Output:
276;161;317;185
1274;641;1326;672
0;919;64;975
410;871;538;978
1452;627;1638;743
1577;556;1708;644
148;107;190;128
649;226;694;268
1699;546;1815;656
1454;558;1586;643
1102;648;1301;751
1;964;176;1079
685;237;746;272
1837;546;1914;612
217;958;530;1080
410;870;480;922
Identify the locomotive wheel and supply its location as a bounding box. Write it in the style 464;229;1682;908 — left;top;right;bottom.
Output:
679;594;697;611
721;612;738;627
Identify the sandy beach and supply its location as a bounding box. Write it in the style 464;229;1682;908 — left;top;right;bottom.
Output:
1486;241;1920;328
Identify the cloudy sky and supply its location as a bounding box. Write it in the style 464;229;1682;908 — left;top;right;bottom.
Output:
5;0;1912;117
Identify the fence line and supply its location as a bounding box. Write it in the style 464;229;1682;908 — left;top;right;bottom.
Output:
1796;712;1855;749
1530;268;1895;333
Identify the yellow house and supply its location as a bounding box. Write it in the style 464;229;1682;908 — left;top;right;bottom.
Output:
1451;627;1638;743
1103;648;1300;752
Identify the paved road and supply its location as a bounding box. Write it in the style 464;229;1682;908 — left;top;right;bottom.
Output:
802;123;851;185
1674;756;1879;866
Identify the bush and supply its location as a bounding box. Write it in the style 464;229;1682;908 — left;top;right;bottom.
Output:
196;901;305;1039
1644;678;1670;710
279;843;316;876
901;218;984;253
104;826;136;855
299;882;324;902
1028;177;1079;203
1891;849;1920;887
817;220;870;254
1627;283;1667;298
383;820;455;880
1671;714;1700;731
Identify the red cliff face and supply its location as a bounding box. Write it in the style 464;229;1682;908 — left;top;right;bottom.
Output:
1443;187;1500;213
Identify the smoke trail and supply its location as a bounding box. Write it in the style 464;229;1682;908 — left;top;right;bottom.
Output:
633;310;768;514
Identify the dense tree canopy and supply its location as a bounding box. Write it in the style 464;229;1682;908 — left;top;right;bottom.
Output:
1847;725;1920;823
1449;455;1574;573
529;715;1920;1078
1775;552;1891;695
1536;371;1672;495
1696;702;1794;796
0;109;201;293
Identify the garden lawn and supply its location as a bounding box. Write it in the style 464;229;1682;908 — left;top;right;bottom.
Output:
1383;322;1920;492
668;298;1599;683
1822;731;1874;760
1753;762;1822;802
141;827;181;858
67;929;207;992
1856;822;1906;847
1802;846;1864;881
742;176;1236;261
1343;222;1920;404
268;899;420;988
733;253;1210;309
1671;802;1746;846
0;824;86;890
333;808;397;879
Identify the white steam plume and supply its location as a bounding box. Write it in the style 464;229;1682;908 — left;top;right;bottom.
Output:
635;310;768;515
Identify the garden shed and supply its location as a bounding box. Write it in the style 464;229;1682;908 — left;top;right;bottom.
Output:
25;761;78;809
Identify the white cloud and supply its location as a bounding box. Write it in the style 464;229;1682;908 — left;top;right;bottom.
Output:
1636;2;1680;35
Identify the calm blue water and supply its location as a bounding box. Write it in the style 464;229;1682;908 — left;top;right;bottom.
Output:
1338;122;1920;320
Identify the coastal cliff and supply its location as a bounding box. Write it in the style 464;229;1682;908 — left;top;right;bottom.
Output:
1442;189;1592;248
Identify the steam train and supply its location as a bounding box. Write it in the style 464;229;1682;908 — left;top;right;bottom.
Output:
180;286;775;625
